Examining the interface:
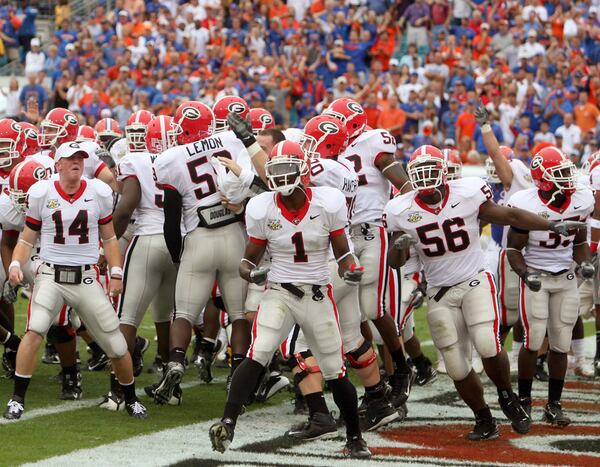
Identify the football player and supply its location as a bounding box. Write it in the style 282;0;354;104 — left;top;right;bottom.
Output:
212;96;250;133
248;108;275;135
209;141;370;458
4;142;147;420
152;101;258;404
328;98;414;409
385;145;583;439
507;146;594;426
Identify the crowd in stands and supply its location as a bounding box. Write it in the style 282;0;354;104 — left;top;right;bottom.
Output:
2;0;600;165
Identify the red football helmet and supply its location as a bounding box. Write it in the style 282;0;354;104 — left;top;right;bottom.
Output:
530;146;577;197
582;151;600;174
125;110;154;152
173;101;214;144
9;159;48;213
146;115;177;154
249;108;275;135
38;108;79;148
76;125;97;143
265;140;311;195
0;119;25;169
485;145;513;183
300;115;348;159
442;148;462;180
407;145;447;194
323;98;367;139
212;96;249;132
94;118;122;139
18;122;40;157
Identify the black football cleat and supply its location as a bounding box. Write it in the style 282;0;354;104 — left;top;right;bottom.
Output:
467;416;499;441
125;398;148;419
255;371;290;403
360;395;401;432
132;336;150;377
343;435;372;458
543;401;571;427
415;360;438;386
286;412;338;440
144;382;182;406
389;370;415;408
520;396;532;419
153;361;184;405
60;371;82;400
87;350;109;371
42;343;60;365
210;419;235;453
499;392;531;434
3;398;24;420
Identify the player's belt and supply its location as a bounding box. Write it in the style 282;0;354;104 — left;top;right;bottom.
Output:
43;263;94;285
272;283;325;301
197;202;240;229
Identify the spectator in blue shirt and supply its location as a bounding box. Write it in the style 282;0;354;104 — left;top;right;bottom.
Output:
19;73;48;115
440;98;461;140
401;90;424;133
343;29;375;74
295;92;316;127
18;6;38;62
544;90;574;133
473;120;504;154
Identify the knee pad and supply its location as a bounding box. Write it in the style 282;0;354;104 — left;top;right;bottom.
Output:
294;351;321;375
345;340;377;369
441;347;471;381
47;325;76;344
471;323;500;359
102;330;128;359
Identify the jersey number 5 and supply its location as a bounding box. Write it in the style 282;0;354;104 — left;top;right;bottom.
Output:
416;217;469;257
187;157;217;200
52;210;89;244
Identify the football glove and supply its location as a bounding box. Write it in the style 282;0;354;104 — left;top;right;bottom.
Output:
579;261;595;279
523;272;542;292
394;233;416;250
227;113;256;148
343;263;364;286
2;280;17;304
550;220;587;237
474;103;489;126
249;266;270;285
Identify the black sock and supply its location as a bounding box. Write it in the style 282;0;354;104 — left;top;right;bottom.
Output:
120;380;136;403
169;347;186;365
390;348;410;374
474;406;493;421
305;392;329;417
518;378;533;399
365;379;387;399
199;337;216;353
412;353;428;373
88;341;102;355
328;376;360;438
548;378;564;404
0;310;13;333
110;372;122;395
62;364;78;378
596;332;600;359
13;374;31;401
223;358;264;425
4;333;20;352
231;353;245;372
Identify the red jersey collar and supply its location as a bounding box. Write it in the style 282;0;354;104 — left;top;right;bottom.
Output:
538;190;571;213
414;186;450;214
54;180;87;203
276;188;312;225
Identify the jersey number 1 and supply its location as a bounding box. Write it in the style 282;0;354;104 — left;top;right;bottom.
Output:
52;210;89;244
291;232;308;263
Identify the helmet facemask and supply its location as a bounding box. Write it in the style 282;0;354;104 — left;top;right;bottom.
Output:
38;120;66;148
265;157;308;196
408;158;447;195
9;188;27;213
125;125;147;152
485;158;500;184
0;139;20;168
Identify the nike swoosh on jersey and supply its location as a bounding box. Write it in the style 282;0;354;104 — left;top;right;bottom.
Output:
574;206;581;209
451;202;460;208
84;198;93;202
309;214;320;220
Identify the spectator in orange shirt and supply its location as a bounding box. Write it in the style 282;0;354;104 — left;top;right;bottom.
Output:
269;0;289;20
370;30;395;71
377;94;406;138
472;22;492;60
574;91;600;134
456;99;477;155
363;92;382;128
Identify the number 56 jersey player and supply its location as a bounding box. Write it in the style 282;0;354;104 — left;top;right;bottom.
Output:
384;145;583;441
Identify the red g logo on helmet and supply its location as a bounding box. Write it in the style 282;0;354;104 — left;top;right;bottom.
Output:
317;121;339;134
260;114;273;125
182;107;201;120
347;102;364;114
33;166;46;180
531;156;543;169
64;113;78;126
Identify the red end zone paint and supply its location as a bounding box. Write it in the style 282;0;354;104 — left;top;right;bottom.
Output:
375;424;600;466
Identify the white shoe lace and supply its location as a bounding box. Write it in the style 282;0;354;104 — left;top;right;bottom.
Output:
129;401;145;415
7;399;23;414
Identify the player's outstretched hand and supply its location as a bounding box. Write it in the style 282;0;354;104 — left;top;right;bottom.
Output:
227;113;256;148
249;266;270;285
523;272;542;292
343;263;364;286
550;220;587;236
8;264;23;288
578;261;595;279
474;103;489;126
394;233;416;250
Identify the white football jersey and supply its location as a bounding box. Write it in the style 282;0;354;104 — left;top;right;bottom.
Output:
27;152;56;175
26;178;113;266
588;166;600;190
283;128;304;143
310;157;358;212
118;151;164;236
507;187;594;272
109;137;129;162
246;187;348;284
0;168;11;195
384;177;492;288
341;129;396;226
0;193;24;232
154;131;251;232
76;141;109;179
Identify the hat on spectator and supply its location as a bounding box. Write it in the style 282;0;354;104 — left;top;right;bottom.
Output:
31;38;40;47
266;96;276;102
65;43;75;51
467;98;477;106
55;142;89;161
591;6;598;15
334;39;344;46
481;23;490;30
527;29;537;38
302;92;312;99
389;58;399;67
119;66;129;72
444;138;456;146
556;90;564;97
118;10;128;17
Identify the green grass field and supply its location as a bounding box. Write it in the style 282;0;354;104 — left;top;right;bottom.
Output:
0;296;596;466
